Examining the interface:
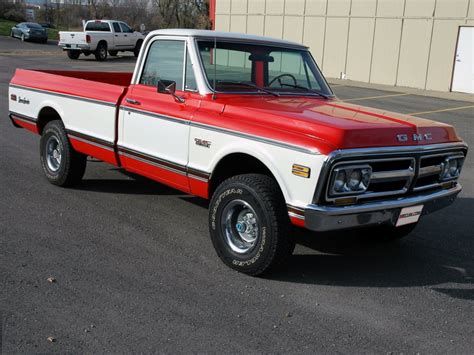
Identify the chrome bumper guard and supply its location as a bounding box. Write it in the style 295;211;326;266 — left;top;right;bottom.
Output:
304;184;461;232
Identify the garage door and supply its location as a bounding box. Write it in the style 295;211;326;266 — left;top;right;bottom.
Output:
452;26;474;94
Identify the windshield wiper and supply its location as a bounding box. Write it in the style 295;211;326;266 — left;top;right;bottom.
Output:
217;81;280;97
279;83;330;99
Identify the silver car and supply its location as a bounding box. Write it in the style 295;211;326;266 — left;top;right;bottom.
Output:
11;22;48;43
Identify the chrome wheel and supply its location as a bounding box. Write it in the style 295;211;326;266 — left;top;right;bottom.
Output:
99;47;106;59
45;135;62;172
221;200;259;254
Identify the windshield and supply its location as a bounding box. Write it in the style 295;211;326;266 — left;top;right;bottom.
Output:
26;23;43;29
197;40;333;97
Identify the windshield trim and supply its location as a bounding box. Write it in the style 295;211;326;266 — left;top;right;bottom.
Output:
194;38;335;98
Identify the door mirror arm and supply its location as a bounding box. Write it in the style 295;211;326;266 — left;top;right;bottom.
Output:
157;80;185;103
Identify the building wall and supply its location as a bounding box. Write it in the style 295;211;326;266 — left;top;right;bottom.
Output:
214;0;474;92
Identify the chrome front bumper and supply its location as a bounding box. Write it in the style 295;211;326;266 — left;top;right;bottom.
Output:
304;184;461;232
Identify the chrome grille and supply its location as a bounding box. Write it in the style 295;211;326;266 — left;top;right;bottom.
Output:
317;144;468;205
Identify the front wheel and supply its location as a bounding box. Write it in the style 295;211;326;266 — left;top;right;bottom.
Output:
108;50;118;56
209;174;295;276
40;120;87;187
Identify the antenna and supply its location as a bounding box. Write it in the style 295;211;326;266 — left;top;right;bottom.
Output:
212;36;217;100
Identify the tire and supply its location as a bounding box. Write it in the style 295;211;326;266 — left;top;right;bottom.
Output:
95;42;108;61
108;50;118;56
10;31;14;38
82;51;91;56
42;39;48;44
67;50;80;60
40;120;87;187
21;34;25;42
133;40;142;57
209;174;295;276
366;223;418;241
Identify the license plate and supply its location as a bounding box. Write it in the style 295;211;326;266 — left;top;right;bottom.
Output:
396;205;424;227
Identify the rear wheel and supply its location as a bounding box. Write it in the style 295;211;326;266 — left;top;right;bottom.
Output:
40;121;87;187
108;50;118;56
95;42;108;61
209;174;295;276
67;50;80;60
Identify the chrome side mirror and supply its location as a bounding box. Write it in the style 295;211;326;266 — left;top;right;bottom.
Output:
157;80;185;103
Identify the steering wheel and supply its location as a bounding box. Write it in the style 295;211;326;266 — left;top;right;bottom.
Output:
268;73;297;87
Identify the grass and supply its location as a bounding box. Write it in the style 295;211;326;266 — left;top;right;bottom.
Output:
0;18;61;40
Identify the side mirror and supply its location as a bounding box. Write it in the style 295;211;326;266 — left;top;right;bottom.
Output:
157;80;185;103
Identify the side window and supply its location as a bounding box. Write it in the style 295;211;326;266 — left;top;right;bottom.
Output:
140;40;185;90
185;52;197;91
119;23;133;33
112;22;121;33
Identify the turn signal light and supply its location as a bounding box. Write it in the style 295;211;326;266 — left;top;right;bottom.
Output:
292;164;311;178
86;35;91;43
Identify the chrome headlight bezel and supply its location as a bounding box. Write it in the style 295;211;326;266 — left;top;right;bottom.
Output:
329;164;372;196
439;155;464;181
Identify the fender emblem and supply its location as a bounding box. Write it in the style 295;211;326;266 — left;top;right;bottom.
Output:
195;138;211;148
18;97;30;105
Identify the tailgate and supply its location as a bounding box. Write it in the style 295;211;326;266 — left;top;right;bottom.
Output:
59;32;88;46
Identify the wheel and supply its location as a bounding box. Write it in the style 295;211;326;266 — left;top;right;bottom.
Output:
95;42;108;61
209;174;295;276
366;223;418;241
21;34;25;42
42;39;48;44
133;40;142;57
10;31;14;38
82;51;91;56
108;50;118;56
67;50;80;60
40;120;87;187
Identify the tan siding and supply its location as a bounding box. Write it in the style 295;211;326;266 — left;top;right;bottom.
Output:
230;15;247;33
231;0;247;14
248;0;265;14
305;0;327;15
215;14;230;31
376;0;405;17
351;0;377;17
264;15;284;38
397;19;433;89
469;0;474;17
327;0;351;16
247;15;265;35
303;17;326;64
370;18;402;85
216;0;231;13
404;0;436;17
435;0;470;18
426;20;466;91
346;18;375;82
285;0;305;15
266;0;285;14
283;16;304;42
323;17;349;78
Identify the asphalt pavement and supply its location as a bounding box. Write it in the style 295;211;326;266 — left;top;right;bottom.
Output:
1;36;473;353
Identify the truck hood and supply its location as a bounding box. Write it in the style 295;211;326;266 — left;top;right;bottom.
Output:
220;96;461;154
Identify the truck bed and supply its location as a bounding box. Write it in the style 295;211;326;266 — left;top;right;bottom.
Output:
9;69;133;166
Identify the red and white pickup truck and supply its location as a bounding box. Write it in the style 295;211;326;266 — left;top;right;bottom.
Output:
9;29;468;275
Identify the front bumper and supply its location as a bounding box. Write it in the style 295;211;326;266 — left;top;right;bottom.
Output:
305;184;461;232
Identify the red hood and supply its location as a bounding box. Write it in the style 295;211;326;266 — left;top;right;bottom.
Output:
216;96;461;154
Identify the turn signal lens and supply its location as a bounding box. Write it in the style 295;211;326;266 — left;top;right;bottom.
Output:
292;164;311;178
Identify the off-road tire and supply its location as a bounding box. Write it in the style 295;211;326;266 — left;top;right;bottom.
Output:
40;120;87;187
209;174;295;276
95;42;108;61
67;50;80;60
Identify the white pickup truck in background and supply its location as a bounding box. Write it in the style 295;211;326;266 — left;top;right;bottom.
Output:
58;20;144;61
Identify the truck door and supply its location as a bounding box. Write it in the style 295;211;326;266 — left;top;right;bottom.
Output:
119;22;136;49
118;38;200;192
111;22;126;49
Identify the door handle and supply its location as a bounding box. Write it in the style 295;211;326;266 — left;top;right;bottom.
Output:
126;98;141;105
115;34;118;37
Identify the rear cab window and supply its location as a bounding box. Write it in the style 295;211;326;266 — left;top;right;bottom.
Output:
85;21;111;32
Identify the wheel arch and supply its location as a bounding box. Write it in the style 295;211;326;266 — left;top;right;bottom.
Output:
36;105;64;135
208;151;290;204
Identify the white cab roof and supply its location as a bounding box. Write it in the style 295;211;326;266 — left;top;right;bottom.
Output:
147;29;308;49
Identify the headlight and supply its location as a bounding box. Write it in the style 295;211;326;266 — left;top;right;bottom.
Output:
440;155;464;181
330;165;372;195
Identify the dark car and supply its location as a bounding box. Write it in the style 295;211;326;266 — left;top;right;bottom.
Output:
10;22;48;43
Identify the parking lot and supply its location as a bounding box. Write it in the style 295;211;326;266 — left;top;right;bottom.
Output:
1;35;473;353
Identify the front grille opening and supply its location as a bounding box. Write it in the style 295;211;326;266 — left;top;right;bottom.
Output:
371;159;413;171
368;180;408;192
